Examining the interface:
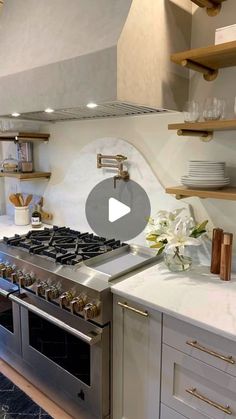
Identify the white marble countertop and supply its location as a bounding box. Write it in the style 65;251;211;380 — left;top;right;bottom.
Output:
112;262;236;342
0;215;47;239
1;214;236;342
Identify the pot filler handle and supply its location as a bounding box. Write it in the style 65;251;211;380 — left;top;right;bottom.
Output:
9;293;101;346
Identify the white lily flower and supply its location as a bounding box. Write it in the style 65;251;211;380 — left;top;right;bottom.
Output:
165;219;201;251
146;208;207;258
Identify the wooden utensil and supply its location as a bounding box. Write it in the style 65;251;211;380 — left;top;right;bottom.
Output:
16;193;24;206
24;194;33;207
37;197;44;207
40;210;53;221
9;194;21;207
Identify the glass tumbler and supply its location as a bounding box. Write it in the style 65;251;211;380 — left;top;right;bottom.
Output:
183;101;200;123
203;98;225;121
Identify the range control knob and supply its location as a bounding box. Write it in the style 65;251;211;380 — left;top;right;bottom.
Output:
45;286;61;301
1;267;6;278
36;281;48;297
59;291;75;309
11;272;18;284
0;261;5;271
70;294;87;314
83;302;100;321
19;273;35;288
5;264;16;279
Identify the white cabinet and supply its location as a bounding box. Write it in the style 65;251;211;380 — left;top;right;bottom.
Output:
163;315;236;377
113;295;162;419
161;404;188;419
162;344;236;419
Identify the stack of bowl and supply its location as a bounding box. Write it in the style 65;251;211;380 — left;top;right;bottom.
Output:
181;161;230;190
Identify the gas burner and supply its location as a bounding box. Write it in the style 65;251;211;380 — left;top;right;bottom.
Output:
3;227;125;265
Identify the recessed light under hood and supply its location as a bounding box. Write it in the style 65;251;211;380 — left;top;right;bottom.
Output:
0;0;191;122
3;102;167;122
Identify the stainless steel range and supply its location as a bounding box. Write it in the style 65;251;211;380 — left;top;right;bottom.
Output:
0;226;159;419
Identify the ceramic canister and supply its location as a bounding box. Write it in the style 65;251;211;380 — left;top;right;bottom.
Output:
14;206;30;226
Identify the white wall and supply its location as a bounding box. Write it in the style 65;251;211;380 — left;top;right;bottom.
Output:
0;142;5;214
1;110;232;236
2;0;236;244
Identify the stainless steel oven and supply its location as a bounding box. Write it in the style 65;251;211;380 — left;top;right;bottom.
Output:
0;279;21;357
9;292;110;419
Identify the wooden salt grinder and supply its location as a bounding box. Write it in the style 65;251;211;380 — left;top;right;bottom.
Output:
220;233;233;281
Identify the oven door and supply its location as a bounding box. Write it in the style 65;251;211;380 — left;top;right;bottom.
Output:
0;279;21;356
9;293;110;419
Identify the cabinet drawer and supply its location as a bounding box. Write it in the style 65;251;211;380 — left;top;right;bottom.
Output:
161;404;188;418
162;344;236;419
163;314;236;377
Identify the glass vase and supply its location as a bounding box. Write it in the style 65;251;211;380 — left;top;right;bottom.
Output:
164;247;192;272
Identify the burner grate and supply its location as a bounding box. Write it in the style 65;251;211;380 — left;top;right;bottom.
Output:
3;227;125;265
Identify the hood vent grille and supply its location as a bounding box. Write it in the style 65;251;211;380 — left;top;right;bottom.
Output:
3;102;167;122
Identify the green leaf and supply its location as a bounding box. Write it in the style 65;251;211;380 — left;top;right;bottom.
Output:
150;242;163;249
190;220;208;238
146;234;158;242
196;220;208;232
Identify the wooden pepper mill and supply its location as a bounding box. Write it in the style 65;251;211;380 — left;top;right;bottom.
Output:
210;228;223;274
220;232;233;282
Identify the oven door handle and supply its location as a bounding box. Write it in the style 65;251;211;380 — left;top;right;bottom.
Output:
9;294;101;346
0;278;19;297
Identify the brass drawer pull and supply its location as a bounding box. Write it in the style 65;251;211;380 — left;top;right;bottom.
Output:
186;340;235;365
186;387;232;415
117;301;149;317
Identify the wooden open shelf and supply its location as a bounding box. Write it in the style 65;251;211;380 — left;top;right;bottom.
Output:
171;40;236;81
168;119;236;138
0;132;49;142
0;172;51;180
166;186;236;201
191;0;227;16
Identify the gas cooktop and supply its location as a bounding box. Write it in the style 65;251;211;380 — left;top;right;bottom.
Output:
0;226;160;325
3;226;126;266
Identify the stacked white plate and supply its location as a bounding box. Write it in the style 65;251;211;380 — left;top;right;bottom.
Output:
181;161;230;190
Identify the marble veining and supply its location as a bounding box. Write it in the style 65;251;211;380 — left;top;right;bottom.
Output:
112;261;236;342
41;137;191;245
0;373;52;419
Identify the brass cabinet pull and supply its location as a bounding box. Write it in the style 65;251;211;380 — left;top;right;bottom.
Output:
186;387;232;415
186;340;235;365
117;301;149;317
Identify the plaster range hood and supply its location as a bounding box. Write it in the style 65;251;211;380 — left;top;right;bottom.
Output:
0;0;191;122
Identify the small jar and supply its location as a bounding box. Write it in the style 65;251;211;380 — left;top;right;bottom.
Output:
14;206;30;226
1;154;18;172
31;205;42;228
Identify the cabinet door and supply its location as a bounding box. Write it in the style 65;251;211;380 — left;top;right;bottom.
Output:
161;404;188;419
113;295;162;419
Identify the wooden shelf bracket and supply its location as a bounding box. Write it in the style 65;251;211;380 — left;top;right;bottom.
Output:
175;193;207;200
166;186;236;201
177;129;213;142
181;59;218;81
191;0;225;16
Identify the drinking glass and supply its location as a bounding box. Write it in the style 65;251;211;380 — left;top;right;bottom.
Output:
234;97;236;117
203;98;225;121
183;101;200;123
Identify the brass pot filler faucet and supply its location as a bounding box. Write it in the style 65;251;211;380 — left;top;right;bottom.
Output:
97;154;130;188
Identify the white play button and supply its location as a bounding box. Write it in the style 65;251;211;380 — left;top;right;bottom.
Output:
86;178;151;241
108;198;131;223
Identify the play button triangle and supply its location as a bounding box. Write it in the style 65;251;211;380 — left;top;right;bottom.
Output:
108;198;131;223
